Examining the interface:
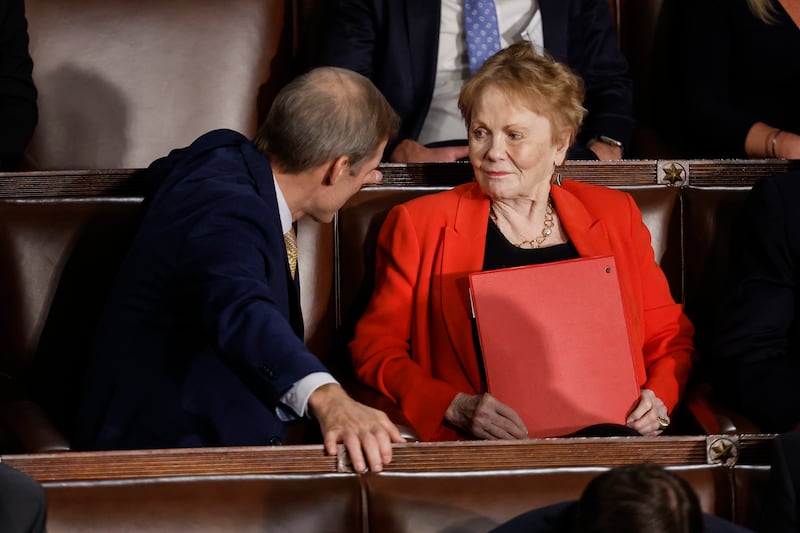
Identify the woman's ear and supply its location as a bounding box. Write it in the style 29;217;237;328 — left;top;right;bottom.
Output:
554;131;571;166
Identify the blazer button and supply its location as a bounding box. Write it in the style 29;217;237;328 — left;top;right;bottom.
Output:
268;436;282;446
260;365;276;378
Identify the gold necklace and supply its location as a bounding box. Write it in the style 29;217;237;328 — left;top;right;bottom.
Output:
490;197;555;249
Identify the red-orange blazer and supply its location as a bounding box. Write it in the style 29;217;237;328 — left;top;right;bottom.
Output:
350;181;695;441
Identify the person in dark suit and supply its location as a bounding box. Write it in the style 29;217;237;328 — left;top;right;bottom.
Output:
75;67;404;473
712;171;800;433
0;463;47;533
316;0;633;162
489;463;754;533
0;0;38;170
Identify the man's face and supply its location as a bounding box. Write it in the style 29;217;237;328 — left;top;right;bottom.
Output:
308;142;386;223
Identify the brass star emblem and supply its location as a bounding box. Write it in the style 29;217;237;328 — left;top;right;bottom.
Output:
662;163;685;184
707;437;739;465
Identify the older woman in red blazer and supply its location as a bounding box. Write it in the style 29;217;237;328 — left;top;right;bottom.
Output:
350;42;694;442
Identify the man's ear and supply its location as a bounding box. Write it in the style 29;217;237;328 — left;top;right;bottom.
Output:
324;155;350;185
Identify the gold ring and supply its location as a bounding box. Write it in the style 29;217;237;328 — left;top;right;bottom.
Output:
657;416;670;429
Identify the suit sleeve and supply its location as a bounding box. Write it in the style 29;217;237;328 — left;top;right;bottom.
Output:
624;194;694;412
568;0;633;150
176;192;328;409
350;205;463;440
315;0;378;77
712;176;800;432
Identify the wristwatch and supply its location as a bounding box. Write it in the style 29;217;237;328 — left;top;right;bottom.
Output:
591;135;624;156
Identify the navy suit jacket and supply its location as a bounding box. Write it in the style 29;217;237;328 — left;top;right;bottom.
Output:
76;129;328;450
316;0;633;159
712;171;800;433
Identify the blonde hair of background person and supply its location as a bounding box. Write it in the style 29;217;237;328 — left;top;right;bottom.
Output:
748;0;780;23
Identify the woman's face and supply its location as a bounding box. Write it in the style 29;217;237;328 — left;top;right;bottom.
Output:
468;85;569;200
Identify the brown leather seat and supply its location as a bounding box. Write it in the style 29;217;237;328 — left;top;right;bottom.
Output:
23;0;291;170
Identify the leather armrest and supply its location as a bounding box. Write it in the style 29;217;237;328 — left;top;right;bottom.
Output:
0;400;71;452
684;382;763;435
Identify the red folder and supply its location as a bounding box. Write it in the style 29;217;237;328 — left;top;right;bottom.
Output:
468;256;640;438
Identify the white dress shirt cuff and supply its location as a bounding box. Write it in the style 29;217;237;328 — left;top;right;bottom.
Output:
277;372;339;421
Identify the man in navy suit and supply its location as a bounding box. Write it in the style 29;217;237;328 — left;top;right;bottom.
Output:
316;0;633;162
76;67;404;473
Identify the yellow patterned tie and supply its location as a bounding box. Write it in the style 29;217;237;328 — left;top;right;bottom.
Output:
284;227;298;279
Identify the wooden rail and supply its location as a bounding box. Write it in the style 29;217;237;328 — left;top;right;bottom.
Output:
2;159;798;197
1;435;775;483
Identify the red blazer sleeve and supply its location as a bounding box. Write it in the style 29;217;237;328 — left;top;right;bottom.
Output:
621;192;695;412
349;204;463;440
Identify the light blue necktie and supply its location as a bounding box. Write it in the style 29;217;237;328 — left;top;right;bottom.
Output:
464;0;502;75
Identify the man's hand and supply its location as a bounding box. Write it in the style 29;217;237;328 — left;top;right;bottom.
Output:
389;139;469;163
445;392;528;440
626;389;669;436
308;383;405;473
588;139;623;161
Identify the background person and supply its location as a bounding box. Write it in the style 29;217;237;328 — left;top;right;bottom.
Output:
0;0;38;170
316;0;633;162
489;463;753;532
712;171;800;433
349;43;693;442
682;0;800;159
760;430;800;533
75;67;404;474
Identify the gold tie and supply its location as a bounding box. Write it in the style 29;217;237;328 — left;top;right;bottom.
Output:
284;227;298;279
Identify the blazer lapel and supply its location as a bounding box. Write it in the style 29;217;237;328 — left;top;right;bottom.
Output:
551;184;613;258
439;184;490;392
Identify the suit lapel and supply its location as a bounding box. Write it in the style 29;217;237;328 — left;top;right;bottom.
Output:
244;142;305;339
405;0;440;109
538;0;569;62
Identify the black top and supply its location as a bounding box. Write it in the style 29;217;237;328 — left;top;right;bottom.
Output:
482;219;579;271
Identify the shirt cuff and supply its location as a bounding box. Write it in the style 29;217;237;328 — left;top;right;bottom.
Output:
276;372;339;421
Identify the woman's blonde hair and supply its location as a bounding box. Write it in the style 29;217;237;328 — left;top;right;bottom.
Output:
458;42;587;146
747;0;778;24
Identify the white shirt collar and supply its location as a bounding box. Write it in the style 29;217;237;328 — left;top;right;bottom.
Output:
273;176;293;234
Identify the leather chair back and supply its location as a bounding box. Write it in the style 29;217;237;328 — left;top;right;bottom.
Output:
23;0;290;169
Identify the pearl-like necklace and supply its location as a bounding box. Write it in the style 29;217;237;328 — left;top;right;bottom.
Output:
490;197;555;249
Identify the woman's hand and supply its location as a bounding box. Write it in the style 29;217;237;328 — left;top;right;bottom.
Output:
626;389;670;436
445;392;528;440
